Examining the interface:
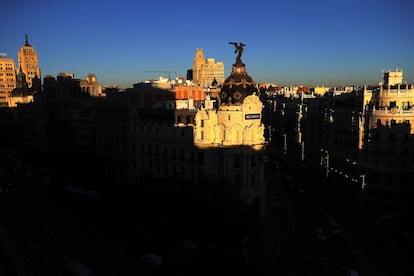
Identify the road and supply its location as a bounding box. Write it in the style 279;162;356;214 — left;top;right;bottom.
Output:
254;157;385;275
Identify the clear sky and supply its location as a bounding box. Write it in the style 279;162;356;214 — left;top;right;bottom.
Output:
2;0;413;88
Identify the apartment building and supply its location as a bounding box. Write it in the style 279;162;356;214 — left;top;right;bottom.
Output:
0;53;16;107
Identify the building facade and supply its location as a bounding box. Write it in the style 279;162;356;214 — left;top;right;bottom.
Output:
0;53;16;107
17;34;41;89
192;48;225;87
9;65;33;107
80;74;104;97
194;44;266;218
364;68;414;135
268;67;414;219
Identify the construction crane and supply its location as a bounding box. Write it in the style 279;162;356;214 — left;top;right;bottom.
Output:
144;70;179;80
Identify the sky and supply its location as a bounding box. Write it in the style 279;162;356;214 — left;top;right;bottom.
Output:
2;0;414;89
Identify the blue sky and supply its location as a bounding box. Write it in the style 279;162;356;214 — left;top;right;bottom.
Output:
2;0;413;88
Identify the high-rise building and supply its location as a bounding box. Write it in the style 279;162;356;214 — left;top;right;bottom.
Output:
0;52;16;107
192;48;224;87
17;34;41;89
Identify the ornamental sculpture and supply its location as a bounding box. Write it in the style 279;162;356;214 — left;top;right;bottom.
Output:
229;42;245;63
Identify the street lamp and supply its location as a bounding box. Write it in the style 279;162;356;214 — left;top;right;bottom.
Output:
325;152;329;178
301;141;305;162
360;174;366;190
268;125;272;143
320;149;329;178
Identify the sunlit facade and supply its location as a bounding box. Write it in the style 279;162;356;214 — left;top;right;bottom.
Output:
174;84;204;101
17;34;41;89
0;53;16;107
80;74;104;97
192;48;225;87
269;67;414;217
364;68;414;135
9;66;33;107
193;49;266;218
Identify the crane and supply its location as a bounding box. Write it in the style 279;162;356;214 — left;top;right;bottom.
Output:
144;70;179;80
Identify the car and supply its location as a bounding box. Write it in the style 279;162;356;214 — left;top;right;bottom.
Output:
141;253;162;267
330;221;343;235
315;227;327;241
62;257;95;276
348;269;359;276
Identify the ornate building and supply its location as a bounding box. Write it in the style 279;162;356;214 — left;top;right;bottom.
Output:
9;65;33;107
127;44;266;219
364;67;414;135
80;74;104;97
194;43;266;218
0;53;16;107
192;48;225;87
17;34;41;89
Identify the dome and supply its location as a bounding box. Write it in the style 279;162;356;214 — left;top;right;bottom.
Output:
220;43;257;105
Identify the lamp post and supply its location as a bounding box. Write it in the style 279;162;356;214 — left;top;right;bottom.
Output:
268;125;272;143
325;152;329;178
360;174;366;190
320;149;329;178
301;141;305;162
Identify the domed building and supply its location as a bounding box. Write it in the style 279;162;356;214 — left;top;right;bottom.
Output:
195;42;264;148
194;43;266;219
220;43;258;106
9;64;33;107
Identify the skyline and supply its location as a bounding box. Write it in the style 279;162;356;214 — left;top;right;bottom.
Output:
2;0;414;89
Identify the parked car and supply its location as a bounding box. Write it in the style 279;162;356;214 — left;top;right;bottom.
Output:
315;227;327;241
330;221;344;235
62;256;95;276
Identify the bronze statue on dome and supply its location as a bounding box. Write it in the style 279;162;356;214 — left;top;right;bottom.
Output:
229;42;245;63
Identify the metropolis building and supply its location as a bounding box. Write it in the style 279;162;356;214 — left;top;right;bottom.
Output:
194;44;266;218
129;44;266;219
